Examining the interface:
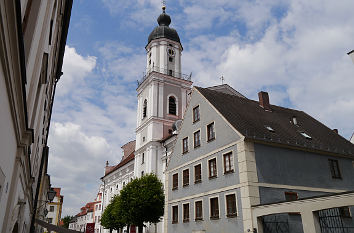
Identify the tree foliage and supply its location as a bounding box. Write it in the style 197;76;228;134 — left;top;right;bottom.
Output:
61;215;73;228
119;173;164;233
101;196;125;232
102;173;165;233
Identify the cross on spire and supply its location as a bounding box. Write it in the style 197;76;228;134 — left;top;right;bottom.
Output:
162;0;166;12
220;76;225;84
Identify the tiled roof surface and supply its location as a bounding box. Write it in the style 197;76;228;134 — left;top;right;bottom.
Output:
196;87;354;157
103;151;135;178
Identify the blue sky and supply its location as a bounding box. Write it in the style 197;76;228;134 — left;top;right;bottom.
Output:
47;0;354;216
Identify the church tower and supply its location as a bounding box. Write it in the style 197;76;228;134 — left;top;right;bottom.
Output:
134;5;192;180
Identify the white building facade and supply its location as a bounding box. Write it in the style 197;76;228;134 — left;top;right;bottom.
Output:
0;0;72;232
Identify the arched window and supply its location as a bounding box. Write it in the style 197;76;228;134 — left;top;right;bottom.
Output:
169;96;176;115
143;99;147;118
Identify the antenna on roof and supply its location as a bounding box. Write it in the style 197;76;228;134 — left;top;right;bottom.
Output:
220;76;225;84
162;0;166;12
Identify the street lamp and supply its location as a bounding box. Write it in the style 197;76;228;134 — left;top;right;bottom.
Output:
47;189;57;202
348;50;354;64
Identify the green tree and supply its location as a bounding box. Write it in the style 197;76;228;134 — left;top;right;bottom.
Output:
119;173;165;233
61;215;73;228
101;196;125;233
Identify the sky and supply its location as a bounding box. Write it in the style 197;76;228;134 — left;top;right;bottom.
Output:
47;0;354;216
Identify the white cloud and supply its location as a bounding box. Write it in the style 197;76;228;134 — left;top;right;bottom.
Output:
182;0;354;138
57;46;96;96
48;122;113;215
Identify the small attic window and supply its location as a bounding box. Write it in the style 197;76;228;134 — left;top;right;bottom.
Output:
265;125;275;132
300;132;312;139
292;116;298;125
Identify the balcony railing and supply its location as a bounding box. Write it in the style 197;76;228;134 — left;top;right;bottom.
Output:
137;66;192;87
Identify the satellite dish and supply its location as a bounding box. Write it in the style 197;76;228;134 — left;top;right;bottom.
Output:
172;119;183;132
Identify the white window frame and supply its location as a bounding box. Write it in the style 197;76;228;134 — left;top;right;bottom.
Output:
222;150;234;174
182;136;189;154
182;201;190;222
194;162;202;183
208;195;220;220
172;172;179;190
192;104;200;123
206;121;216;142
167;94;178;116
194;199;203;221
208;156;218;178
182;168;190;187
224;191;238;218
172;204;179;224
193;128;201;148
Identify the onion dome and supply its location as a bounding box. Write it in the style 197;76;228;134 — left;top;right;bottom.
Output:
148;7;181;45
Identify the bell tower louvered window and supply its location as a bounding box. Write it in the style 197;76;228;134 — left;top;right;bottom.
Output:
143;99;147;118
169;96;176;115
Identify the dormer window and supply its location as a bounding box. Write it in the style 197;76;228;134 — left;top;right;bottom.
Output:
169;96;176;115
300;132;312;139
292;116;298;125
265;125;275;132
143;99;147;118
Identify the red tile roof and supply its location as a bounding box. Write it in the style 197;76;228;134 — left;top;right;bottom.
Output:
103;151;135;178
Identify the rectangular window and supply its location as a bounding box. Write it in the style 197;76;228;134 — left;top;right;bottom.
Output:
172;173;178;190
223;152;234;173
48;218;53;224
226;194;237;217
172;206;178;224
49;206;54;212
142;153;144;164
141;171;144;176
195;201;203;220
208;158;217;178
194;130;201;148
285;192;298;201
194;164;202;183
193;106;200;123
207;122;215;141
210;197;219;219
328;159;341;179
182;137;188;154
183;169;189;186
183;203;189;222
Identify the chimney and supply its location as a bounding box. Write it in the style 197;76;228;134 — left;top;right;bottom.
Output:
258;91;271;111
333;129;338;134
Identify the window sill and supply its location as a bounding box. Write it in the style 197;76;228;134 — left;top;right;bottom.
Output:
183;184;189;187
224;170;234;175
194;179;202;184
210;216;219;220
195;218;203;221
172;187;178;191
194;145;201;149
207;137;215;143
167;114;178;118
182;151;189;155
193;119;200;124
226;213;237;218
172;221;178;224
209;175;217;180
183;219;189;223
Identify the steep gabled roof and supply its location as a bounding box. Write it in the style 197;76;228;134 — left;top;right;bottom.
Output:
196;86;354;157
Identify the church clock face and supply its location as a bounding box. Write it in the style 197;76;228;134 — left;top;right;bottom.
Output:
167;48;175;57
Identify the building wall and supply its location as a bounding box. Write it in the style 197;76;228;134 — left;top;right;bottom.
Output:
167;89;243;233
0;0;71;232
254;143;354;199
